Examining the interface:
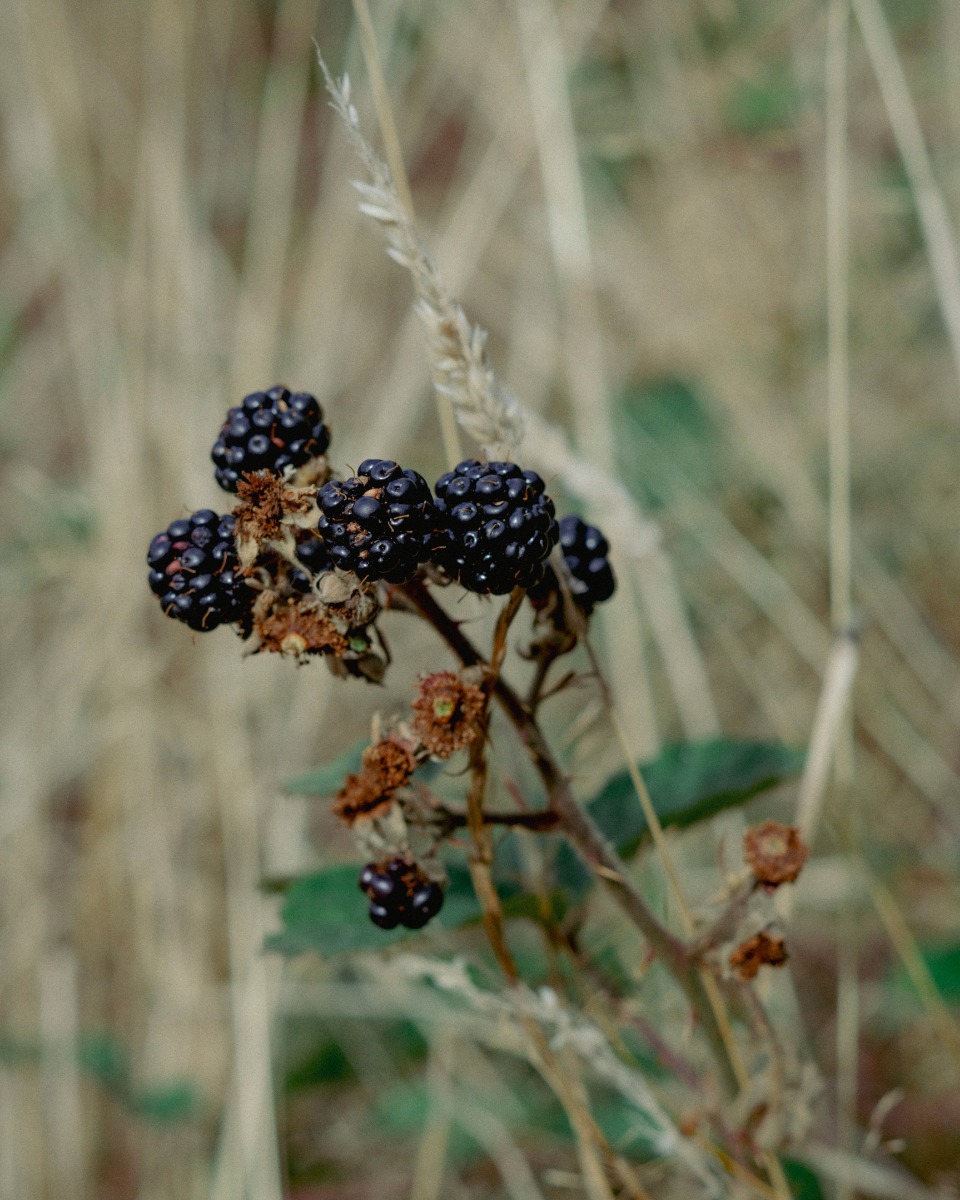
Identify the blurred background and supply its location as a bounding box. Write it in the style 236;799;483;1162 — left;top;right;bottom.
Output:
2;0;960;1195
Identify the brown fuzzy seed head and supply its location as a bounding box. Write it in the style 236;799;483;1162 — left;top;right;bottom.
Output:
411;671;486;759
333;770;393;824
743;820;809;888
361;738;416;792
253;595;349;658
233;470;317;549
729;931;789;980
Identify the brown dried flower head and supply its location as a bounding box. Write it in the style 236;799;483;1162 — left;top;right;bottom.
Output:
729;931;789;981
252;593;349;660
411;670;485;759
743;819;808;888
362;738;416;793
232;471;318;568
334;769;394;824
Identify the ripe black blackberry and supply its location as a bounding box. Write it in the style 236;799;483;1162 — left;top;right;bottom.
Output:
358;858;444;930
211;385;330;492
295;533;330;579
433;460;558;594
316;459;438;584
147;510;253;632
530;514;616;615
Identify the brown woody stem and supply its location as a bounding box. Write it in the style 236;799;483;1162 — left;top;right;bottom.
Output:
399;579;739;1095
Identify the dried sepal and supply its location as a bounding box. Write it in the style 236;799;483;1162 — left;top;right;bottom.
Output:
729;931;789;981
362;737;416;792
334;770;394;824
251;592;349;661
743;820;808;889
411;669;486;759
232;470;319;568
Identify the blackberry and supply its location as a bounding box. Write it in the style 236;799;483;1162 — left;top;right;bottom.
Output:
147;510;253;632
530;514;616;615
358;858;445;931
211;385;330;492
433;460;558;594
316;459;438;583
295;534;330;579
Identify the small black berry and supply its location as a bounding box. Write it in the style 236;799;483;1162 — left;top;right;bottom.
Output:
295;534;331;578
401;882;445;929
369;902;401;930
211;385;330;492
530;514;616;615
316;459;439;583
147;510;253;632
432;460;559;594
359;858;445;932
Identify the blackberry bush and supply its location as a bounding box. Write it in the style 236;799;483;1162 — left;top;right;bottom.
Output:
316;459;438;583
146;510;252;632
211;385;331;492
432;460;558;594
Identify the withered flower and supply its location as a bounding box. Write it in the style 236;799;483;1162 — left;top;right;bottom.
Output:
333;770;394;824
411;670;485;758
743;820;809;888
362;738;416;792
253;593;349;660
729;931;789;981
232;470;317;568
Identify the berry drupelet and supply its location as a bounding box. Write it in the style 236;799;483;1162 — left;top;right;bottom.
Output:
211;385;331;492
359;859;444;930
433;460;558;594
530;514;616;615
147;510;253;632
316;459;438;584
295;533;331;579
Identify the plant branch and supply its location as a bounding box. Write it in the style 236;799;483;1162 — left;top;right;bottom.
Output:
399;579;740;1096
464;586;527;983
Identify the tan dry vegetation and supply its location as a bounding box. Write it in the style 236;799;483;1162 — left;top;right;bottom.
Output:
2;0;960;1196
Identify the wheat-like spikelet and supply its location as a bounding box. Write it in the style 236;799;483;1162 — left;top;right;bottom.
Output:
320;60;666;563
320;62;523;456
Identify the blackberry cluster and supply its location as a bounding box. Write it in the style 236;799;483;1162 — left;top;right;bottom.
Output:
433;460;558;594
147;510;253;632
530;514;616;615
211;385;330;492
359;859;444;930
316;459;438;584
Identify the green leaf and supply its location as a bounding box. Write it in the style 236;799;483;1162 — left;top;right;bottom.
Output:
284;740;368;796
77;1033;130;1092
617;378;720;509
586;738;805;860
782;1158;826;1200
728;67;801;135
129;1081;200;1123
923;943;960;1001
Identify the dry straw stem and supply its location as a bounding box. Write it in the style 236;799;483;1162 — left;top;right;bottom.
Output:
826;0;852;635
513;0;673;753
348;0;461;470
387;956;729;1197
850;0;960;404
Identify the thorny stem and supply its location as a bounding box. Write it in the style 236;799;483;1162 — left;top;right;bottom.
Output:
436;807;559;833
690;877;758;960
399;579;741;1097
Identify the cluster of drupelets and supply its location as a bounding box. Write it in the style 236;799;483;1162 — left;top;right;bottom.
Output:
147;385;617;927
